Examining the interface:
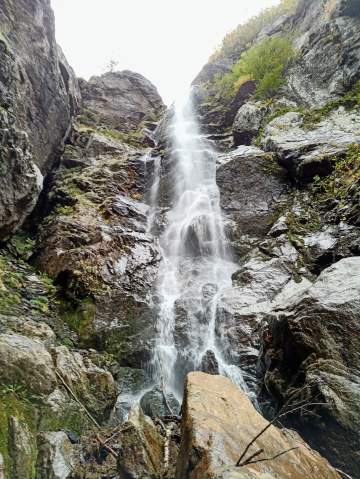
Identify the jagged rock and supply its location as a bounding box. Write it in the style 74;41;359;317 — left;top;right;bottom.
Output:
217;146;290;239
79;71;164;134
176;372;340;479
261;108;360;181
0;0;79;171
36;431;77;479
233;102;269;146
200;350;219;375
8;416;35;479
0;333;56;395
117;405;164;479
261;257;360;477
285;0;360;107
140;387;180;418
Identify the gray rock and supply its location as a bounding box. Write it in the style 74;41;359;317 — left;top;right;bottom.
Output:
140;386;180;417
0;333;56;396
0;0;79;171
286;0;360;107
79;71;165;134
217;146;290;239
233;101;269;146
262;257;360;477
36;431;76;479
262;109;360;181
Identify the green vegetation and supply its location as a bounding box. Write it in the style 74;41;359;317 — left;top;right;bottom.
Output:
216;35;295;100
75;121;145;148
60;297;96;344
211;0;298;62
8;234;35;260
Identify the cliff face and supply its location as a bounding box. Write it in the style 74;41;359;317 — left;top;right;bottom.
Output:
0;0;359;478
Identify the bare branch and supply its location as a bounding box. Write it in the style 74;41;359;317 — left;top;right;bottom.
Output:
240;447;300;466
239;448;264;466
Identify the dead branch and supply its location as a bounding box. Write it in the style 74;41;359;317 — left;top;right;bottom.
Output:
241;447;300;466
55;370;100;429
238;448;264;466
236;383;327;467
335;468;354;479
95;433;118;459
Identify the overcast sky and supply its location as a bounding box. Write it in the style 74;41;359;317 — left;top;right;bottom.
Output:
51;0;280;104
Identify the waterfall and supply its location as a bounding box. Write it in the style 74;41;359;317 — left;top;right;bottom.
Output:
149;91;249;399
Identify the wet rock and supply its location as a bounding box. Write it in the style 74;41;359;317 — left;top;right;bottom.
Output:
111;367;148;424
233;101;269;146
36;431;77;479
285;0;360;107
79;71;164;134
176;372;340;479
140;387;180;418
117;405;164;479
262;257;360;476
262;109;360;182
0;333;56;396
0;0;79;172
200;350;219;375
217;146;290;239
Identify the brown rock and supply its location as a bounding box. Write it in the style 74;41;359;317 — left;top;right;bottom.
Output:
176;372;340;479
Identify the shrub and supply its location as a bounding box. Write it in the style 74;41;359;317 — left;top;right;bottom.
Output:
218;35;294;99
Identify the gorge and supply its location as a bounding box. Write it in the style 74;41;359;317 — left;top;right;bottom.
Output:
0;0;360;478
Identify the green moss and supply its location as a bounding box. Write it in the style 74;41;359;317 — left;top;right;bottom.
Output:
38;404;92;436
60;297;96;344
75;121;145;148
30;296;50;314
8;234;35;261
0;390;37;479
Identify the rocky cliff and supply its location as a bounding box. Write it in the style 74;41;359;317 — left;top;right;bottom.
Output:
0;0;359;478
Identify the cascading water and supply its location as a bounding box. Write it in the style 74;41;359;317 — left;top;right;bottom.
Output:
149;92;249;399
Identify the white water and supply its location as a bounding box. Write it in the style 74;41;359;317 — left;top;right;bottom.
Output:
150;92;249;399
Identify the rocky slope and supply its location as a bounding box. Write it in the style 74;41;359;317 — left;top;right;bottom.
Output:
0;0;359;478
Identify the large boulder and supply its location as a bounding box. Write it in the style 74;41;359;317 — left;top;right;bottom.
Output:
233;102;269;146
36;431;77;479
261;109;360;182
176;372;340;479
116;406;165;479
261;257;360;477
79;71;165;135
216;147;290;239
0;333;56;396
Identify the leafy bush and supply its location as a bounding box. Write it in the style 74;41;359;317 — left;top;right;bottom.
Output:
217;35;294;99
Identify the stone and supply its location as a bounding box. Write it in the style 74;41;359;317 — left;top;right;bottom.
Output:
176;372;340;479
117;405;164;479
53;346;117;421
261;257;360;477
261;109;360;182
233;102;270;146
140;387;181;418
0;333;56;396
216;146;289;239
36;431;76;479
79;71;164;134
8;416;35;479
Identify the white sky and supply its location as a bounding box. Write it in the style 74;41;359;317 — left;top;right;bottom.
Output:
51;0;280;105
